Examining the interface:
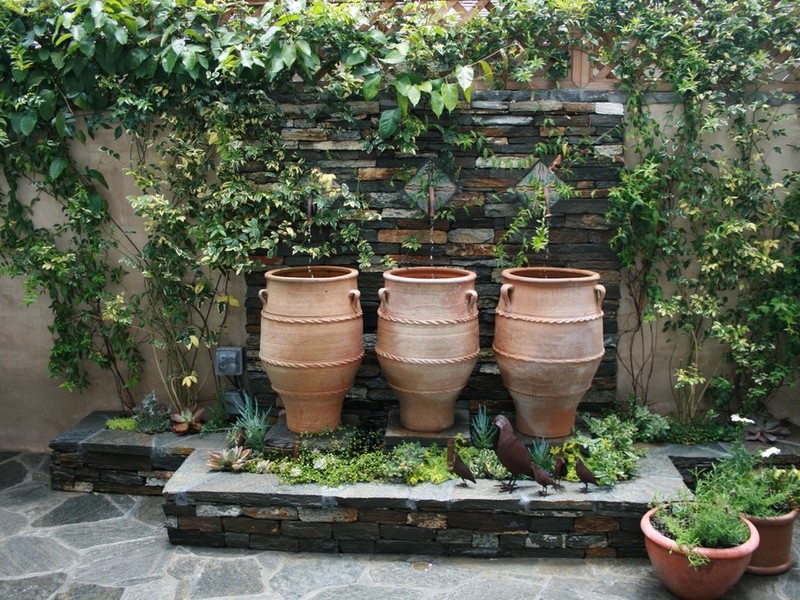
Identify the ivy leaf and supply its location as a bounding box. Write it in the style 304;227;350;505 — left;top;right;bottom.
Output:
407;84;421;107
19;112;37;136
344;45;368;66
378;108;401;138
430;89;444;117
441;83;459;112
479;60;494;86
363;72;381;100
49;157;68;180
281;42;296;68
114;27;128;45
86;168;108;189
55;110;67;137
456;64;474;91
382;41;409;64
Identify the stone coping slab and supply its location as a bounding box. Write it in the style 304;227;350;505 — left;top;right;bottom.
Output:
165;448;686;511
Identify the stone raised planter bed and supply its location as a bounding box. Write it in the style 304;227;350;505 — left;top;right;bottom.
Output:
50;412;800;559
161;449;686;558
49;411;227;495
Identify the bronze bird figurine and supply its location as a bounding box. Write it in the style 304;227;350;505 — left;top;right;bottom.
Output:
492;414;548;493
447;439;476;486
575;456;598;493
531;463;563;497
553;453;568;485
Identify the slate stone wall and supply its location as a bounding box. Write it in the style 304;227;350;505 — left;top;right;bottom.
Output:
245;89;623;426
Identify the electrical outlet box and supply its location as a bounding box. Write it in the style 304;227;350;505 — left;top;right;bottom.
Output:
215;346;245;376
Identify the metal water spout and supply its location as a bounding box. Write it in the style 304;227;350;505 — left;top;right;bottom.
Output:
427;185;436;218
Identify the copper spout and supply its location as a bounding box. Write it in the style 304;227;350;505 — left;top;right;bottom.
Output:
427;185;436;218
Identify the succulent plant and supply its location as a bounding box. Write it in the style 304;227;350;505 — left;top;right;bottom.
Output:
171;407;206;435
528;437;555;472
229;394;271;453
470;404;497;450
207;446;251;472
745;416;791;444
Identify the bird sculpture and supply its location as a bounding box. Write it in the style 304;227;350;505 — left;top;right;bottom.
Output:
531;463;563;497
575;456;598;493
553;453;567;485
447;439;476;486
493;414;562;495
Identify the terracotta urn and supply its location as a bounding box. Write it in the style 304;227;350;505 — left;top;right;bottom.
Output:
640;505;760;600
745;509;798;575
376;267;479;432
258;266;363;434
492;267;605;439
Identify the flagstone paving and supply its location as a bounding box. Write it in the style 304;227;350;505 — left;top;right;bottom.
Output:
0;452;798;599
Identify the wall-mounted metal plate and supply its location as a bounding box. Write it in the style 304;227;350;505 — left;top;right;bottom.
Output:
404;162;457;214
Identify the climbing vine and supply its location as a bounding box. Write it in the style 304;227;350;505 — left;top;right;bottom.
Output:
0;0;798;417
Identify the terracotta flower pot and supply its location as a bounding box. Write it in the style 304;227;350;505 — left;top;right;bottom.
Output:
640;505;760;600
745;509;798;575
258;266;363;434
376;267;479;432
492;267;605;439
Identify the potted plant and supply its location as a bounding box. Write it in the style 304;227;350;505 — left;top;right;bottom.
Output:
640;496;759;600
705;442;800;575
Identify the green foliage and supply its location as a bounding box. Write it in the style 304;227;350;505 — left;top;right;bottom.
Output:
662;411;741;445
570;413;645;485
651;497;751;568
132;390;170;434
105;416;137;431
198;397;230;435
616;397;671;443
383;442;454;485
470;405;497;450
696;443;800;518
605;0;800;415
462;446;509;480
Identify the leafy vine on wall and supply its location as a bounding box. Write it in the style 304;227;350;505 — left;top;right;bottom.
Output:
0;0;798;418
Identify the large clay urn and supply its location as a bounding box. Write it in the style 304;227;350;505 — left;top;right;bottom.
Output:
493;267;605;439
641;505;759;600
376;267;479;432
258;266;363;434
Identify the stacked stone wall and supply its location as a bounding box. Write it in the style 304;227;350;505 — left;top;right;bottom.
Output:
244;89;623;424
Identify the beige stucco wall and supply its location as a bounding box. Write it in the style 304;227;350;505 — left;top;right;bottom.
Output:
0;127;247;452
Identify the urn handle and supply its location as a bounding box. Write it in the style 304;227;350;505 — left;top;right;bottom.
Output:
349;289;362;315
378;287;389;308
466;289;478;314
594;284;606;312
500;283;514;311
258;289;268;308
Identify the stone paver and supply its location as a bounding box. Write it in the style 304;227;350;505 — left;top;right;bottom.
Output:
0;452;798;599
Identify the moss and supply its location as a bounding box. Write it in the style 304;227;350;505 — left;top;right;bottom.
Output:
105;417;137;431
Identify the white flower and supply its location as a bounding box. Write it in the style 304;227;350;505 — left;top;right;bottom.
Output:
761;447;781;458
290;466;302;478
730;414;755;424
313;456;328;470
